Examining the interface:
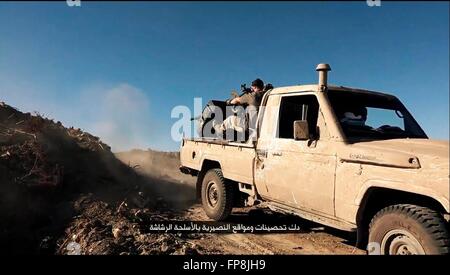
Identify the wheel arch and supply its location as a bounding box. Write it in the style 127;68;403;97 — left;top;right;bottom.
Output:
355;186;448;249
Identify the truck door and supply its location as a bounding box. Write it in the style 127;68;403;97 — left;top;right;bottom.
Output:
256;93;336;216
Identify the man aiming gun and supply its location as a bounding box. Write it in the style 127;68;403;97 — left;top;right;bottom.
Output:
213;78;266;141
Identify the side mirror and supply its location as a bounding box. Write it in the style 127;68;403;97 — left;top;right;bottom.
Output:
293;120;309;140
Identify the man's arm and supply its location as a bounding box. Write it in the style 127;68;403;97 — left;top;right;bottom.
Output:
230;97;242;105
230;92;253;105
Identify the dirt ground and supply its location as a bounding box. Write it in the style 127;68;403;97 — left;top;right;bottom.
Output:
116;149;365;255
0;102;364;255
0;102;199;255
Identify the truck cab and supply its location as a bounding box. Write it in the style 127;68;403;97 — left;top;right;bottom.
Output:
180;64;449;255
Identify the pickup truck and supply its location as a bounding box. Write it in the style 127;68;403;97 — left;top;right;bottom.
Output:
179;64;449;255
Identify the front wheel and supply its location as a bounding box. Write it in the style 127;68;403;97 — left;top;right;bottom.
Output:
201;169;234;221
368;204;449;255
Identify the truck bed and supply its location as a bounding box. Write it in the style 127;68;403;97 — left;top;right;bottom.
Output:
180;138;255;184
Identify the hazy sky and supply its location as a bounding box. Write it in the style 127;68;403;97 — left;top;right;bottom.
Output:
0;1;448;151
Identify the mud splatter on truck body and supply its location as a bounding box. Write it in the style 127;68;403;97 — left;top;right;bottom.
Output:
180;64;450;255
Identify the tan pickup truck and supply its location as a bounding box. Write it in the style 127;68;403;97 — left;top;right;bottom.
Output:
180;64;449;255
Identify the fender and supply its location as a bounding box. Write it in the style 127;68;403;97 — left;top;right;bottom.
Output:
355;179;449;213
199;154;222;170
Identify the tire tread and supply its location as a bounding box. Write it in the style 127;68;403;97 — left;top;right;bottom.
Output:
369;204;450;254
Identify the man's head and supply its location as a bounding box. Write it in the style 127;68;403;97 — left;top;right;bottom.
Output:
339;105;368;127
251;78;264;92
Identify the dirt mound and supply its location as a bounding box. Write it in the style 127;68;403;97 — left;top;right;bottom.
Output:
0;102;199;255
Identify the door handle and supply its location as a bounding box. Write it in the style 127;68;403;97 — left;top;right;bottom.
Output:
271;151;283;156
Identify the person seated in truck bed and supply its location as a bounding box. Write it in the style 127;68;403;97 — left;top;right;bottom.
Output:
213;78;265;141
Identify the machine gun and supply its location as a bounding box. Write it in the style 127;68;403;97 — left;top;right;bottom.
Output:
190;84;252;122
230;83;274;100
191;82;274;125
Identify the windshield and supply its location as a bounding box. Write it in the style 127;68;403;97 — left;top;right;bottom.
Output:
327;90;428;141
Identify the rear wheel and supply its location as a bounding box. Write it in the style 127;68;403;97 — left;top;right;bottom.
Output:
368;204;449;255
201;169;234;221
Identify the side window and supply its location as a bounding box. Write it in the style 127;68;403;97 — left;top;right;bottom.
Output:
277;95;319;139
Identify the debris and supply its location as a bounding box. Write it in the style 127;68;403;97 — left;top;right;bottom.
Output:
0;101;206;255
117;201;127;213
112;227;122;239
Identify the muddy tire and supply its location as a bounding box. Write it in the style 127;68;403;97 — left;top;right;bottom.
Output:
368;204;450;255
201;169;233;221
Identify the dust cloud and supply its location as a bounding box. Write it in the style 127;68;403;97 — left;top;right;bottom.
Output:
83;83;153;152
115;149;197;208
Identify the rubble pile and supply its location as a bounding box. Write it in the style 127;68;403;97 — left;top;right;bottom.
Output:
57;194;202;255
0;102;202;255
0;102;110;189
